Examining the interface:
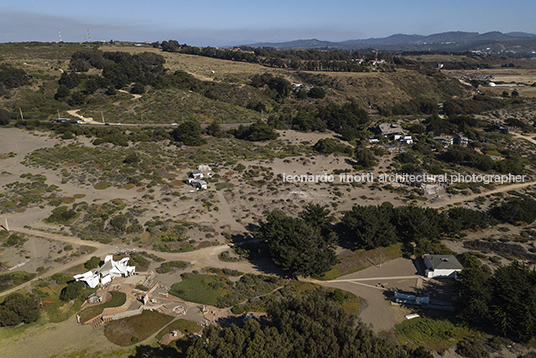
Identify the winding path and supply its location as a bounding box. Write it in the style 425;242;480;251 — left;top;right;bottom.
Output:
0;226;262;298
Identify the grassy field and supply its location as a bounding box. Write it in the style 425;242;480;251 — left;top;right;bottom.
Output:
104;310;174;346
168;274;232;306
395;316;481;351
315;243;403;280
79;291;127;323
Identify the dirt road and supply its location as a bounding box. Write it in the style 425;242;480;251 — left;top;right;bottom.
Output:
215;190;245;232
1;227;264;298
511;132;536;146
427;180;536;208
318;258;420;333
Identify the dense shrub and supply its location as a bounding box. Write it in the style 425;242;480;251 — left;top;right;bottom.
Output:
0;293;39;327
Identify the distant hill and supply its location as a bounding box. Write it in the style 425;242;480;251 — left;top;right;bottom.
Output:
241;31;536;53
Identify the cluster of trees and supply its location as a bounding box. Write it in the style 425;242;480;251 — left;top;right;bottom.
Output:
443;96;507;117
341;202;527;251
232;122;279;141
185;292;432;358
0;293;40;327
67;50;165;73
254;199;534;277
342;203;469;251
84;256;101;270
313;138;353;156
423;114;480;136
356;197;536;251
171;120;207;146
489;195;536;225
255;205;338;277
454;262;536;342
250;73;293;102
59;280;87;302
56;50;205;106
442;145;524;174
0;108;10;125
44;206;77;224
287;101;371;140
44;205;77;223
0;63;30;95
387;97;439;116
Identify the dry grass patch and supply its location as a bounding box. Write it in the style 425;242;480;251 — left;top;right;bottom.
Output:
315;243;403;280
63;197;75;204
104;310;173;346
123;183;135;190
73;194;86;199
155;319;201;342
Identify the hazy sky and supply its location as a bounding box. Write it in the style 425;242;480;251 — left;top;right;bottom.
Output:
0;0;534;46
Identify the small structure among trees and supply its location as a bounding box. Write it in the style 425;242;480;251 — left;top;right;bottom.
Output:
423;254;463;278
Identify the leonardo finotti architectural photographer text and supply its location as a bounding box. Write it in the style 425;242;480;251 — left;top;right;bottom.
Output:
281;172;527;185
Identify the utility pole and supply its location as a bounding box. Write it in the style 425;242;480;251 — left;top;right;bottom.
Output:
19;108;24;120
4;219;9;232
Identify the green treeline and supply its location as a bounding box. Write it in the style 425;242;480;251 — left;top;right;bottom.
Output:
185;292;432;358
270;101;372;140
454;262;536;342
255;197;536;277
340;203;493;252
159;40;387;72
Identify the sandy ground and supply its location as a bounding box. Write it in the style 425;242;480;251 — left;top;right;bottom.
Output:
1;125;536;356
319;257;422;333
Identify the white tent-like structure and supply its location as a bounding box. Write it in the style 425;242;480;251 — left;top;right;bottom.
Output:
74;255;135;288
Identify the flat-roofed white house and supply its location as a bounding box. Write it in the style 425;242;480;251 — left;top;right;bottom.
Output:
423;254;463;278
74;255;135;288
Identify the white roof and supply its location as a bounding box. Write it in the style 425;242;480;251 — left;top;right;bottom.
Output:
74;256;135;288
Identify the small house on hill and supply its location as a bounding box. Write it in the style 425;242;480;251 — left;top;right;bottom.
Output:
423;254;463;278
376;123;404;137
453;134;468;147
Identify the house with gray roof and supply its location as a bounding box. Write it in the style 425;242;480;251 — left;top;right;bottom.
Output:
423;254;463;278
376;122;404;136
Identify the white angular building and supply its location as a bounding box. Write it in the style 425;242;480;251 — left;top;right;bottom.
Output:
74;255;135;288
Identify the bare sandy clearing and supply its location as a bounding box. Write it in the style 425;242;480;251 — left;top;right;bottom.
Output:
320;257;420;333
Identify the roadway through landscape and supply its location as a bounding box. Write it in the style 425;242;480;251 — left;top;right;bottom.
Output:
3;226;422;332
